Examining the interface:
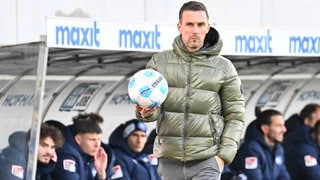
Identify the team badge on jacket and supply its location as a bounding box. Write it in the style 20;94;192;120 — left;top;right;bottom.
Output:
11;165;24;179
304;155;317;167
111;165;123;179
63;159;76;172
245;157;258;169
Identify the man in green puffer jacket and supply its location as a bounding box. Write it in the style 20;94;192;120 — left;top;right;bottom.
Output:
135;1;245;179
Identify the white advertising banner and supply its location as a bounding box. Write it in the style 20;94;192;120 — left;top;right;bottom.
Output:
46;17;178;52
46;17;320;57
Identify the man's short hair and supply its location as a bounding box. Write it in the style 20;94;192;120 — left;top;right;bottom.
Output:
256;109;282;132
40;123;64;148
72;113;104;134
179;1;209;22
299;103;320;123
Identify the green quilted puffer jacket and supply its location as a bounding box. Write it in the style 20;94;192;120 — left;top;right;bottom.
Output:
137;27;245;164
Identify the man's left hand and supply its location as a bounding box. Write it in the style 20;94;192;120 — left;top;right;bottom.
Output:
214;156;225;172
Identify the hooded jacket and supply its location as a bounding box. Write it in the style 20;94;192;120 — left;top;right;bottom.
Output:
229;120;290;180
0;131;60;180
0;131;29;180
109;124;157;180
282;114;302;154
52;125;115;180
285;124;320;179
142;129;160;180
52;125;96;180
137;27;245;164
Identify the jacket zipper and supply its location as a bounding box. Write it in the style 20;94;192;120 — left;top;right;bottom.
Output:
183;58;192;161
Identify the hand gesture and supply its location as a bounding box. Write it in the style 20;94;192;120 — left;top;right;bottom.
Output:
51;151;57;162
94;147;108;179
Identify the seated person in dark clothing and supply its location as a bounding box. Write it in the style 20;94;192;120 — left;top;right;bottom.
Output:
0;130;30;180
285;118;320;179
283;103;320;155
0;123;64;180
52;113;109;180
109;119;158;180
36;123;65;180
229;109;290;180
143;128;157;160
142;128;160;180
101;142;116;179
314;121;320;150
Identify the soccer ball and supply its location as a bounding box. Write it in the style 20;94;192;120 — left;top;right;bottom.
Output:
128;69;168;108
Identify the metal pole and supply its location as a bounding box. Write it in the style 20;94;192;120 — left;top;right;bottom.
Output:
26;43;48;180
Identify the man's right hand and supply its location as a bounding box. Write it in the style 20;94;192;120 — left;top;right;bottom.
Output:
135;104;158;118
94;147;108;179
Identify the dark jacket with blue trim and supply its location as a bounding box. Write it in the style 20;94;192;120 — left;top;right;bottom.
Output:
229;120;290;180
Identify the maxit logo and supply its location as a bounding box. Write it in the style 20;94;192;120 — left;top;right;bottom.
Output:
55;21;100;47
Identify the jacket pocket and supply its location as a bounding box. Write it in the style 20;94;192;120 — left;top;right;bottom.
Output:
208;112;224;145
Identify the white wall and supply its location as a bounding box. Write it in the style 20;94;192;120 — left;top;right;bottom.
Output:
1;0;319;45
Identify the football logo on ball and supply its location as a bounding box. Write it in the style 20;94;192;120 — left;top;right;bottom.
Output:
128;69;168;108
